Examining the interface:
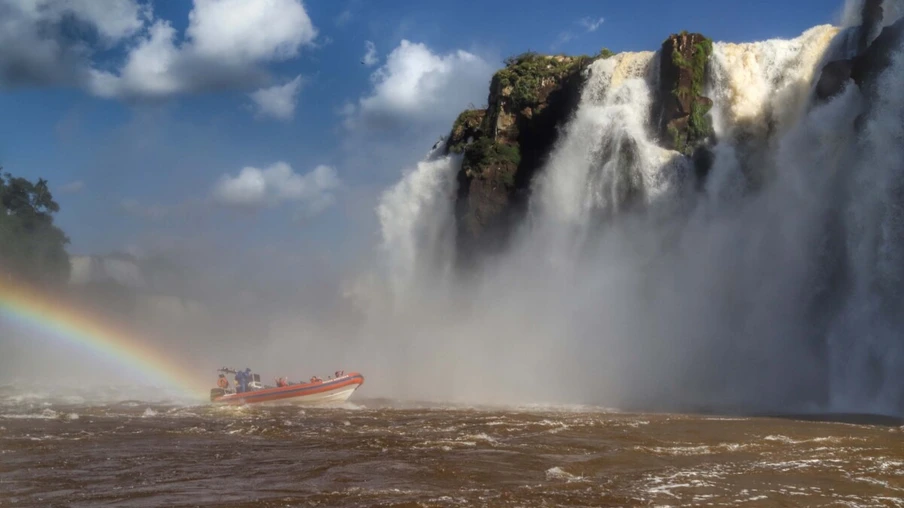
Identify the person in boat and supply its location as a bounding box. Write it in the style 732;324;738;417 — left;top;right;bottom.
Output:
217;374;229;391
234;368;252;393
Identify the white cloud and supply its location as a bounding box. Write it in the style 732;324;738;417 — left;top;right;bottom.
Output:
0;0;147;86
92;0;317;99
8;0;147;42
348;40;494;130
90;20;183;98
186;0;315;62
579;17;605;32
553;16;605;49
249;75;304;120
0;0;318;100
362;41;378;66
212;162;341;217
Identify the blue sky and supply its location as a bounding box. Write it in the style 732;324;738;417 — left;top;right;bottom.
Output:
0;0;845;290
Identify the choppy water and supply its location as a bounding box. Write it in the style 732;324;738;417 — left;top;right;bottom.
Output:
1;390;903;507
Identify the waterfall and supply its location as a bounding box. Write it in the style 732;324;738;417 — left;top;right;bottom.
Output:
376;141;460;305
532;52;686;228
367;5;904;414
706;25;841;191
826;46;904;412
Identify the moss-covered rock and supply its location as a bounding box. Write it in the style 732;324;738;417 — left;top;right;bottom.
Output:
658;32;714;158
492;53;590;112
448;109;486;154
461;138;521;178
445;51;599;265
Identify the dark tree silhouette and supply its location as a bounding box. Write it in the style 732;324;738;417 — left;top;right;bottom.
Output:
0;168;71;284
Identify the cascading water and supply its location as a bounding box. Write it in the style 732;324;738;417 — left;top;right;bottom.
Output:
513;51;693;271
825;46;904;412
376;141;460;305
706;25;841;191
531;52;686;232
364;0;904;415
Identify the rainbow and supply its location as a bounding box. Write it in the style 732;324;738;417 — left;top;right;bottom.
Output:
0;276;208;399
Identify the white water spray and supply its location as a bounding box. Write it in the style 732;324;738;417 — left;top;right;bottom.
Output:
376;141;460;304
361;8;904;415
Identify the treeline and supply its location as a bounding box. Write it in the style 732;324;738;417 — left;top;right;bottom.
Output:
0;168;71;285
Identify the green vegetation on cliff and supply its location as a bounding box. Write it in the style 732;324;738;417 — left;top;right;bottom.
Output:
451;47;618;254
449;109;486;153
462;138;521;186
493;52;590;111
671;34;713;98
596;47;615;59
0;169;71;284
669;35;714;155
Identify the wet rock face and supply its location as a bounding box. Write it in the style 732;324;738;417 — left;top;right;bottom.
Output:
658;32;715;158
858;0;884;53
446;53;593;266
851;17;904;94
815;59;855;102
814;0;901;103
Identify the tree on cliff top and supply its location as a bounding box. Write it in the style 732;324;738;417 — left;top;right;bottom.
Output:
0;169;71;285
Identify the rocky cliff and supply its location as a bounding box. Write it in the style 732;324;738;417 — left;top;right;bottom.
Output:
816;0;904;104
656;32;715;181
444;39;717;264
445;52;596;264
443;10;898;265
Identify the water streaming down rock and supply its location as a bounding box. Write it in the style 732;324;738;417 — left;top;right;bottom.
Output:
825;46;904;412
706;25;841;190
531;52;685;232
376;141;461;303
366;2;904;415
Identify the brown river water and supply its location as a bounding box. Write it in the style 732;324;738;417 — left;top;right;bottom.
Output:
1;390;903;507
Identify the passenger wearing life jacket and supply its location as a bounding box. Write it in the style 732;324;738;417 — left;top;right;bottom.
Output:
234;368;252;393
276;376;288;387
217;374;229;390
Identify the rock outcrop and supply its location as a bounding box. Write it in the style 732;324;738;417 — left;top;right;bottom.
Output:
851;16;904;94
443;40;724;264
858;0;885;53
815;59;855;102
814;0;903;103
656;31;715;180
446;52;597;263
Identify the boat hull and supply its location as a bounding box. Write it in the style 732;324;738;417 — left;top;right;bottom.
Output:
211;373;364;406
